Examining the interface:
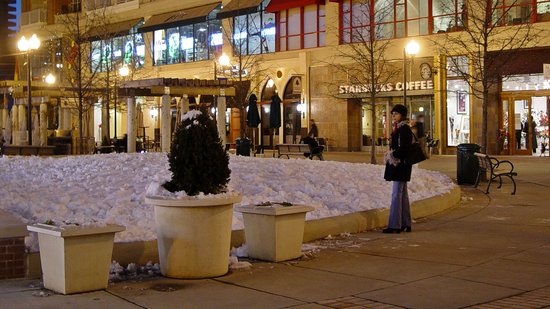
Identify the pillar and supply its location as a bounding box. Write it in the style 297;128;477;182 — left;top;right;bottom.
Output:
127;96;136;153
217;96;227;145
161;94;171;152
39;102;48;146
100;97;109;141
179;94;189;120
18;103;26;145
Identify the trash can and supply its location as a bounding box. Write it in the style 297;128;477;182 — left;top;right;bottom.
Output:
236;138;251;156
456;143;481;185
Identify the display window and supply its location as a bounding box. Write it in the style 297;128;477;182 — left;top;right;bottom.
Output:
153;30;166;65
446;79;470;146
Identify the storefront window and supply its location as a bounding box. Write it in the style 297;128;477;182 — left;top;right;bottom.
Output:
230;0;273;55
166;27;180;64
342;0;462;42
91;41;101;72
180;25;194;62
279;4;325;51
493;0;532;26
446;79;470;146
502;74;550;91
150;6;221;65
433;0;465;33
153;30;166;65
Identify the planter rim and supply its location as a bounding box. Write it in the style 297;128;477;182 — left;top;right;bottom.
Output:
145;194;242;207
27;223;125;237
235;204;315;216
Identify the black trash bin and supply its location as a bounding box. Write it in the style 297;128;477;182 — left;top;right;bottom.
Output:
236;138;251;156
457;143;481;184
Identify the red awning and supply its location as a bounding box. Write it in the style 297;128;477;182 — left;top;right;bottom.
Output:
265;0;324;13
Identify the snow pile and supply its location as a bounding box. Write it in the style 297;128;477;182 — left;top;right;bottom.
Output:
0;153;454;251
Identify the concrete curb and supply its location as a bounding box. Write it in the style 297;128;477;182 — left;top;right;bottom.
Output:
25;185;461;276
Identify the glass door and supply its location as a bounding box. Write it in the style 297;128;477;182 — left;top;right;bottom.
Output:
510;97;532;155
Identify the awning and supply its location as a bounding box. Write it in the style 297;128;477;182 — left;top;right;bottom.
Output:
84;18;143;41
138;3;220;33
217;0;263;19
265;0;324;13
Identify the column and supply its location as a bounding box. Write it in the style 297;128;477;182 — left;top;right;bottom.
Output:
39;102;47;146
100;97;109;141
217;96;227;145
18;103;26;145
161;94;171;152
10;102;18;145
127;96;136;153
179;94;189;120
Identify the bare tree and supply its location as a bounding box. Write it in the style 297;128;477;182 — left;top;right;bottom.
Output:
218;6;273;139
432;0;542;152
328;0;399;164
52;8;109;154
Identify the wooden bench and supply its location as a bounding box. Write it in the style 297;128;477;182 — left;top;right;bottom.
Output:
276;144;324;160
474;152;517;195
3;145;56;156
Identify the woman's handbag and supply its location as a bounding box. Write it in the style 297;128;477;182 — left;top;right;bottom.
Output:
403;142;427;165
399;131;427;165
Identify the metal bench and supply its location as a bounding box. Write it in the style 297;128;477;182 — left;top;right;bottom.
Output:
276;144;324;160
474;152;517;195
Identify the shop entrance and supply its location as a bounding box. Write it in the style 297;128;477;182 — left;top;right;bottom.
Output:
361;101;389;151
501;95;549;156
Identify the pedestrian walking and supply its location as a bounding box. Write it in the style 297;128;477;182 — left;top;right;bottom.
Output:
308;119;318;138
383;104;413;233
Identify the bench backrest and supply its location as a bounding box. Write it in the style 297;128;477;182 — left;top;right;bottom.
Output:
474;152;492;171
278;144;310;153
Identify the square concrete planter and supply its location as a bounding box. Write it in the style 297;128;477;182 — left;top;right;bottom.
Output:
235;204;314;262
27;223;125;295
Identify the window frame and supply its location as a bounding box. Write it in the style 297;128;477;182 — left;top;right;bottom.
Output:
277;3;326;52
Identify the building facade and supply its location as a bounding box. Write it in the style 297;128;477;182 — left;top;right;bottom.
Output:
6;0;550;156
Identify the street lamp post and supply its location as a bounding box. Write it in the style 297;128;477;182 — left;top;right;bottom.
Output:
403;40;420;116
18;34;41;145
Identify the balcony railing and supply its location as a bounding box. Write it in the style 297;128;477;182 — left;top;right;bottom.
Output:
20;9;47;27
84;0;137;11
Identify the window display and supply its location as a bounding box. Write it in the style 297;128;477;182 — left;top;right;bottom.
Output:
446;80;470;146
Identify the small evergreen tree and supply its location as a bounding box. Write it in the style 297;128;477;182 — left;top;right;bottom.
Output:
163;108;231;196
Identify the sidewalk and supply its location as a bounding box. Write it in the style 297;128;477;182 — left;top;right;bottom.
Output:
2;154;549;309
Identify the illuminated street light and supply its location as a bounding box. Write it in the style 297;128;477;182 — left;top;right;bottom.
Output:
18;34;41;145
45;73;56;85
403;40;419;116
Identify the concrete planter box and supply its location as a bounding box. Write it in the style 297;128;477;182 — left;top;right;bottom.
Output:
27;223;125;295
236;204;314;262
145;195;241;279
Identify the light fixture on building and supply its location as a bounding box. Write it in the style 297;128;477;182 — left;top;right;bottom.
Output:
419;106;424;112
266;79;274;88
263;105;270;113
45;73;56;84
150;108;158;118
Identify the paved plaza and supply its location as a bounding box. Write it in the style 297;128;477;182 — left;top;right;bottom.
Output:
1;154;549;308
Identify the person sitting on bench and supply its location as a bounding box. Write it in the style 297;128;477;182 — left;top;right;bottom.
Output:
302;136;324;159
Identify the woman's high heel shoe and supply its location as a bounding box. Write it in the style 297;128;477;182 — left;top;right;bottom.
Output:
402;226;412;232
382;228;401;234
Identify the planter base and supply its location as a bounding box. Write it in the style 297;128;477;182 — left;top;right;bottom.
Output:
146;195;241;279
27;224;125;295
236;205;314;262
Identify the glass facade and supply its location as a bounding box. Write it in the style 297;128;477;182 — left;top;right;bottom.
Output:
91;31;144;72
233;0;275;55
152;6;222;65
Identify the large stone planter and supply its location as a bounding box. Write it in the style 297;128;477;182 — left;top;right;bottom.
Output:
27;223;125;295
145;195;241;279
236;204;314;262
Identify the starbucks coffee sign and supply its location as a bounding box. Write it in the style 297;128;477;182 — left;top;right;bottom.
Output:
338;80;434;94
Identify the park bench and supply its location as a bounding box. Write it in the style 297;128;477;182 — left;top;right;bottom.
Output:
3;145;56;156
474;152;517;195
276;144;324;160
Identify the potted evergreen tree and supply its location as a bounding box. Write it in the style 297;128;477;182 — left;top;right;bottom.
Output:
145;107;241;279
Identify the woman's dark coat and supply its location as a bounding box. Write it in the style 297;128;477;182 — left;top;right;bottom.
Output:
384;123;413;182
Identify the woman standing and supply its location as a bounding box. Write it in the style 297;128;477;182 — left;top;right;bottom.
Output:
383;104;413;233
